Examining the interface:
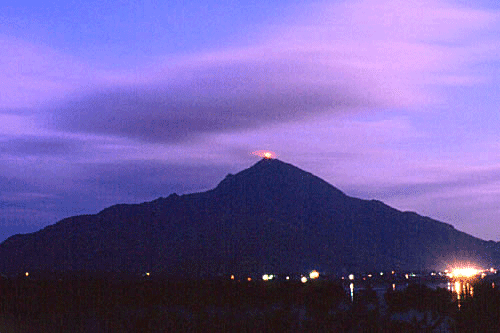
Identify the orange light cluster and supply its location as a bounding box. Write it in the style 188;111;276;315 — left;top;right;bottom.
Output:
252;150;277;159
309;270;320;279
450;267;481;278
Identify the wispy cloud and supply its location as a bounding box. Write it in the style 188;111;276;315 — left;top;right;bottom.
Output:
13;0;491;143
0;35;97;110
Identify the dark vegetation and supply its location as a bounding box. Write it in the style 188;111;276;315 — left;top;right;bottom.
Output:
0;274;499;332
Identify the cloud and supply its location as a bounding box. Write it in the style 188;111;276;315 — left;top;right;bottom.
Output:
0;35;96;110
0;113;38;135
46;59;379;143
31;0;498;144
345;166;500;200
0;136;82;157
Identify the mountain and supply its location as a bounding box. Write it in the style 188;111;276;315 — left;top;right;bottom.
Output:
0;158;498;276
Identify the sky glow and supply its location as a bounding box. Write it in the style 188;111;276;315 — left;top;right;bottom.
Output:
1;0;500;242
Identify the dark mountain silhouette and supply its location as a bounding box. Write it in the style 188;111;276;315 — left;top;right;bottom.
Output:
0;158;498;276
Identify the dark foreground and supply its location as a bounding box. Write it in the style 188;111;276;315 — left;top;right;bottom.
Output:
0;274;499;332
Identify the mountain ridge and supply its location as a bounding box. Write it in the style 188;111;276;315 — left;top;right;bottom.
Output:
0;158;498;276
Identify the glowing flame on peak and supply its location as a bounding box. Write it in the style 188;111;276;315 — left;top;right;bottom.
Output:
252;150;277;159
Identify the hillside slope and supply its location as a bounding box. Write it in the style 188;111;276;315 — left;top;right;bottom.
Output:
0;158;498;276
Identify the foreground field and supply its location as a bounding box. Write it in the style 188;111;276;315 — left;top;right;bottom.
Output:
0;274;498;332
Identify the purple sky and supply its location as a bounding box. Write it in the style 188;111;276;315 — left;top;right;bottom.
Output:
1;0;500;242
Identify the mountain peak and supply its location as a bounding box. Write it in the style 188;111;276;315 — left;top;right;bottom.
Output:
1;158;498;276
246;157;298;173
253;157;283;165
214;158;346;200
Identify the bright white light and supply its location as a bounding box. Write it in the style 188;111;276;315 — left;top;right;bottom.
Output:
262;274;269;281
455;281;462;297
348;274;355;281
451;267;481;278
286;276;290;280
380;272;384;276
309;270;319;279
301;276;308;283
145;272;150;276
25;272;29;277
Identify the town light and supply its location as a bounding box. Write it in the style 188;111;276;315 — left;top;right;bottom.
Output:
309;270;319;279
451;267;481;278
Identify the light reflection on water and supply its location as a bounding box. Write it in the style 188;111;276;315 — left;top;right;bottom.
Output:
448;280;473;308
345;279;474;306
345;282;393;304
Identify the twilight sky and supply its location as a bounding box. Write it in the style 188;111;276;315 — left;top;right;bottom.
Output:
1;0;500;242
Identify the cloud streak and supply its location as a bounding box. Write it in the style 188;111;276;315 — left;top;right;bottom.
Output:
0;35;97;110
28;0;497;143
0;136;82;157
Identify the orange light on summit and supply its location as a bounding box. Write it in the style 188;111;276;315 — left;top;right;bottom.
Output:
252;150;277;159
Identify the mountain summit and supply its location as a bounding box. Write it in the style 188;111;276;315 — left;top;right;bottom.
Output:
0;159;498;276
213;158;346;213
